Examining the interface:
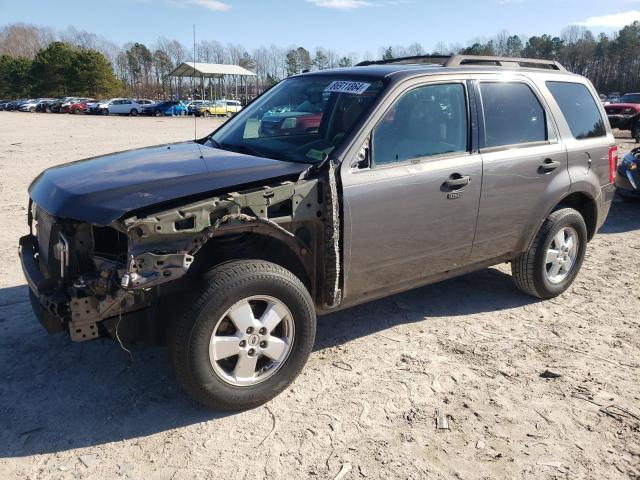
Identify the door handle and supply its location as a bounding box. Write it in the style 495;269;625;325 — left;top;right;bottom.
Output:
539;159;561;172
445;174;471;189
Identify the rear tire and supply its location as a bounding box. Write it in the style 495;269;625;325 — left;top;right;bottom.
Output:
511;208;587;299
101;109;109;115
169;260;316;411
130;109;138;116
154;110;162;117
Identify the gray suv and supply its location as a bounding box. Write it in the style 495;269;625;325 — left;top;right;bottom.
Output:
19;55;616;410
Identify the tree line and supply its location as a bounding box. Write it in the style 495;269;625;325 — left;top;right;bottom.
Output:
2;22;640;101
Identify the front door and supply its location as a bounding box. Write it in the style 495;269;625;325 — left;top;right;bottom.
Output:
341;80;482;302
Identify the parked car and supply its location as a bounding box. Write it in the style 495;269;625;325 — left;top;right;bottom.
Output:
0;99;9;110
19;99;50;112
615;147;640;200
97;98;143;116
210;99;243;117
187;100;208;115
259;110;324;136
140;100;187;116
35;99;59;113
50;97;78;113
61;98;95;114
606;92;621;104
19;55;615;411
86;99;107;115
258;92;328;136
191;101;226;117
605;103;640;141
5;99;29;111
618;92;640;104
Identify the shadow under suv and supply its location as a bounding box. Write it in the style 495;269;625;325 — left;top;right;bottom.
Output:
19;55;617;410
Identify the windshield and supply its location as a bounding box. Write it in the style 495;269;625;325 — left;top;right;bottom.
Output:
620;93;640;104
207;75;386;163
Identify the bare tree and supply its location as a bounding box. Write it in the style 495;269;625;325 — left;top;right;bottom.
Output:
0;23;55;58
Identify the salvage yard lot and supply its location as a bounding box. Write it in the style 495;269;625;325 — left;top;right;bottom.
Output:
0;112;639;480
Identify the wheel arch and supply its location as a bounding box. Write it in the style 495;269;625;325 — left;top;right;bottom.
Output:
554;191;598;241
190;230;314;299
520;190;598;254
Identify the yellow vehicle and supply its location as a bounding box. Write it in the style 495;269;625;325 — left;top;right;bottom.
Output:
210;99;243;117
193;102;215;117
194;100;242;117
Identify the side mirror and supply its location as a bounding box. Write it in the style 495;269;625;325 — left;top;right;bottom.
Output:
351;139;371;169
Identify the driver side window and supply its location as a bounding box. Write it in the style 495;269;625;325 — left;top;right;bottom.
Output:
372;83;468;166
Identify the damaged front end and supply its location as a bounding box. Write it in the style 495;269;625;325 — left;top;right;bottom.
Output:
19;162;341;343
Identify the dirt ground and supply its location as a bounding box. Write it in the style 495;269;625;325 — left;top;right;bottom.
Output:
0;112;639;480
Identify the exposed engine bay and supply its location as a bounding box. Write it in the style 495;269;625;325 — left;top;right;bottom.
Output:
23;162;341;342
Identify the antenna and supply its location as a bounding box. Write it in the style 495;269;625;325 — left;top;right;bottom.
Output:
193;24;197;141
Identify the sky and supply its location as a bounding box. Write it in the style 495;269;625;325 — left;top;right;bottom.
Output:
1;0;640;55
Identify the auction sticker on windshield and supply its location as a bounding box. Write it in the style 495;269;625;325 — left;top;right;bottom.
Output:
324;81;371;95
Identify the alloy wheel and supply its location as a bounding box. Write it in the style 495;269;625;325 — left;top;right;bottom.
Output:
545;226;579;284
209;295;295;387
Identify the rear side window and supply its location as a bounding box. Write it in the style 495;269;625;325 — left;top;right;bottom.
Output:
546;82;606;139
372;83;468;165
479;82;547;148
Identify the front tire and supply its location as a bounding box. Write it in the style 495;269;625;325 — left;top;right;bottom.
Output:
169;260;316;411
511;208;587;299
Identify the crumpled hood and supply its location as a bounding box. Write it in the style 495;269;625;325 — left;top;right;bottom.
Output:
29;141;309;225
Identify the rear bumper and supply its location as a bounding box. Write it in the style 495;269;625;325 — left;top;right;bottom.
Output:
19;234;67;333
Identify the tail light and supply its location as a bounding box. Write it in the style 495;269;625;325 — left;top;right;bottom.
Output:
609;146;619;183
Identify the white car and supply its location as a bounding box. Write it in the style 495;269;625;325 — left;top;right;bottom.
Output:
98;98;143;116
135;99;156;107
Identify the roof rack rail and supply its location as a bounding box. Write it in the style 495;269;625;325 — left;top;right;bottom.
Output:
357;55;451;67
357;54;566;72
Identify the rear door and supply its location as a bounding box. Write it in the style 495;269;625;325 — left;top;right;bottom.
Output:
470;76;570;262
341;79;483;301
120;99;132;114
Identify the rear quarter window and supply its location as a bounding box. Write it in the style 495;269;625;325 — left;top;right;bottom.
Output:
546;81;606;140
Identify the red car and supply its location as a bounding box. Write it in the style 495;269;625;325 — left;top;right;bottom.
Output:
61;98;94;114
605;97;640;142
259;111;324;137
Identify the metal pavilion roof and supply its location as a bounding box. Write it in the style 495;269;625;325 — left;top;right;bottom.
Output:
169;62;256;78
